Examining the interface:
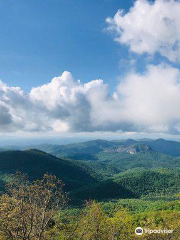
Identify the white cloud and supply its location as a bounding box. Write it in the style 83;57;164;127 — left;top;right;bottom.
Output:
118;64;180;133
1;65;180;134
1;0;180;135
106;0;180;62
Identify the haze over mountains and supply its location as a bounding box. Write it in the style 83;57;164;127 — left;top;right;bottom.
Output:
1;138;180;204
21;138;180;158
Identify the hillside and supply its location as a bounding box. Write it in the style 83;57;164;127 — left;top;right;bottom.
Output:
97;151;180;171
0;149;141;204
104;144;153;154
2;139;180;203
29;139;120;159
0;149;96;191
23;138;180;158
114;168;180;197
71;180;137;204
139;138;180;157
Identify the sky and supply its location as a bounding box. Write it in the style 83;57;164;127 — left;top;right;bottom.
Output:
0;0;132;92
2;0;180;142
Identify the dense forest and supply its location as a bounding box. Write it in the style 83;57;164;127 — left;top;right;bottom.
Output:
1;139;180;239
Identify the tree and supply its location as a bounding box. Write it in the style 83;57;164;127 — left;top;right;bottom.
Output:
0;172;67;240
106;208;134;240
75;201;108;240
71;201;134;240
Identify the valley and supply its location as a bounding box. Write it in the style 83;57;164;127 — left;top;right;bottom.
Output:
1;138;180;204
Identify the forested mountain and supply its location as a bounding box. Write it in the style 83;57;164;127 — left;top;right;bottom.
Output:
23;138;180;158
29;139;120;158
139;138;180;157
1;139;180;204
114;168;180;197
0;149;138;203
0;149;95;191
97;151;180;170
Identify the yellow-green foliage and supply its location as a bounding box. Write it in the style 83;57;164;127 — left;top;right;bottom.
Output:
49;201;180;240
1;173;180;240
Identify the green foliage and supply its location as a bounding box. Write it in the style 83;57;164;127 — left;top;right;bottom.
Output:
0;149;96;192
0;172;67;240
0;172;11;192
102;199;180;214
32;138;180;157
35;139;120;157
2;139;180;206
114;168;180;197
70;180;136;204
141;138;180;157
50;200;180;240
97;151;180;170
1;147;180;204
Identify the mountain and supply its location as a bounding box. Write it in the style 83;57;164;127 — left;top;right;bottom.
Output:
0;149;140;204
97;151;180;171
138;138;180;157
104;144;153;154
1;139;180;203
24;139;152;160
24;140;121;160
32;139;120;155
0;147;9;152
23;138;180;158
111;139;137;146
114;168;180;197
8;139;180;173
0;149;95;191
112;138;180;157
71;180;137;204
3;138;180;158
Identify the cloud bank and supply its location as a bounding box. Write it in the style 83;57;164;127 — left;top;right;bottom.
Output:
1;64;180;134
1;0;180;135
107;0;180;62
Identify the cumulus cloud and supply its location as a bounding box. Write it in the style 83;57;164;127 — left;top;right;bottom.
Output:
1;0;180;135
1;66;180;134
118;64;180;133
106;0;180;62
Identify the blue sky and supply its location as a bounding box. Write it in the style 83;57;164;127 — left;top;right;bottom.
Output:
0;0;134;92
2;0;180;141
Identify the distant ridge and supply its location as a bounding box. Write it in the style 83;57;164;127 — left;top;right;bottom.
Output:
21;138;180;157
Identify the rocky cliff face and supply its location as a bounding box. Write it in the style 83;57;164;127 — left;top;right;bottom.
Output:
104;144;153;154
